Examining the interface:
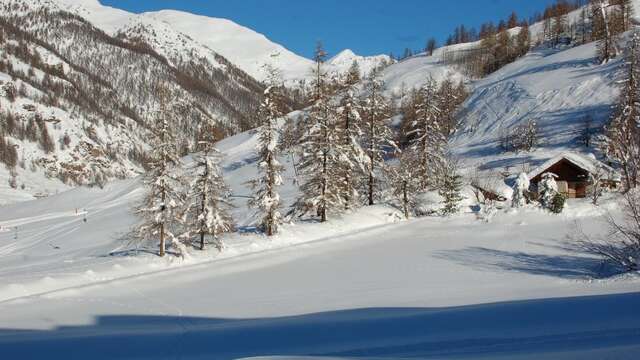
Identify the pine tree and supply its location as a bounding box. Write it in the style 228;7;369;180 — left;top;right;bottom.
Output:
185;136;234;251
437;79;461;136
552;12;567;47
539;173;559;209
336;81;365;210
516;22;531;57
135;86;187;257
439;159;464;216
389;152;421;219
344;60;361;86
508;11;519;29
408;77;445;190
360;76;396;206
591;0;617;62
604;32;640;190
292;43;343;222
249;66;285;236
426;38;437;56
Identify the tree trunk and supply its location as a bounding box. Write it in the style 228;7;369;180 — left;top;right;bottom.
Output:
159;224;165;257
368;170;374;206
159;185;166;257
403;181;409;219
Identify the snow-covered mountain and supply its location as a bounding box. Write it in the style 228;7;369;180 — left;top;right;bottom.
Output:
59;0;391;83
0;0;265;202
328;49;393;78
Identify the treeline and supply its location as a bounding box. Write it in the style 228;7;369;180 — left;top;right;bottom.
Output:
441;0;634;77
399;0;632;67
134;43;469;257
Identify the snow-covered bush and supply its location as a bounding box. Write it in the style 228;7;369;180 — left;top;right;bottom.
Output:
550;193;565;214
511;172;530;208
539;173;559;209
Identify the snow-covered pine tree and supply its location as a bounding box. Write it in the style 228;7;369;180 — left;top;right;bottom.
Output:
539;172;559;209
292;43;344;222
516;22;531;57
336;79;365;210
389;152;421;219
512;172;530;208
249;65;286;236
135;86;187;257
408;76;445;190
604;32;640;190
185;134;234;251
591;0;617;62
360;76;396;205
439;158;464;216
344;60;361;86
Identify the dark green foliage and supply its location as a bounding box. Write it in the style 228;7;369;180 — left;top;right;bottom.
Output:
550;193;565;214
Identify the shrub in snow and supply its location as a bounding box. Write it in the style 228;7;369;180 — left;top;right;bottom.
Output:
539;173;559;210
511;172;530;208
550;193;565;214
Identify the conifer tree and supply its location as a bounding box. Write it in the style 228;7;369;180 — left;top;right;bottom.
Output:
249;65;285;236
591;0;617;62
516;22;531;57
389;152;421;219
185;132;234;251
360;76;396;206
408;77;445;190
345;60;361;85
439;159;464;216
336;79;365;210
135;86;187;257
539;173;559;209
604;32;640;190
292;43;343;222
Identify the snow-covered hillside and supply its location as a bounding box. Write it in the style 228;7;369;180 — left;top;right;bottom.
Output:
59;0;391;83
451;41;621;174
1;117;639;359
0;0;267;202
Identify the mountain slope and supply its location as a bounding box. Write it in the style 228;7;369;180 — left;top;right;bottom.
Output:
450;41;621;174
61;0;392;83
0;0;264;203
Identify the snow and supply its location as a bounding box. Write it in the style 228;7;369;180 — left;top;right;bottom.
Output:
1;2;640;358
449;41;621;179
1;118;639;358
55;1;391;83
527;152;617;181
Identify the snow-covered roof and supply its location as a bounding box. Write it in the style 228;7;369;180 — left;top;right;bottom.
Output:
527;153;618;181
472;174;513;200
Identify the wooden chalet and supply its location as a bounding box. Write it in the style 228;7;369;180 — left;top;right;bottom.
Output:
527;153;619;199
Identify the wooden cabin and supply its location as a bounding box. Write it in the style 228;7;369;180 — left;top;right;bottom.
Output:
528;153;618;199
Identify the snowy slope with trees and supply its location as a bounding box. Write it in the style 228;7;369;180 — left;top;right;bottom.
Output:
0;120;639;358
2;0;640;359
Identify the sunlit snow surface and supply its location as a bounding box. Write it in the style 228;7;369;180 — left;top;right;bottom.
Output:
1;1;640;359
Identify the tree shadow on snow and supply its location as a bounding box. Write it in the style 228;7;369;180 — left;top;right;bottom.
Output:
1;293;639;360
433;246;622;279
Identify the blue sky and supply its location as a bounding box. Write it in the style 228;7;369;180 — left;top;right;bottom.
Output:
101;0;559;59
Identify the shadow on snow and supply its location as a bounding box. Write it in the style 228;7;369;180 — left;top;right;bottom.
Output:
1;293;639;359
